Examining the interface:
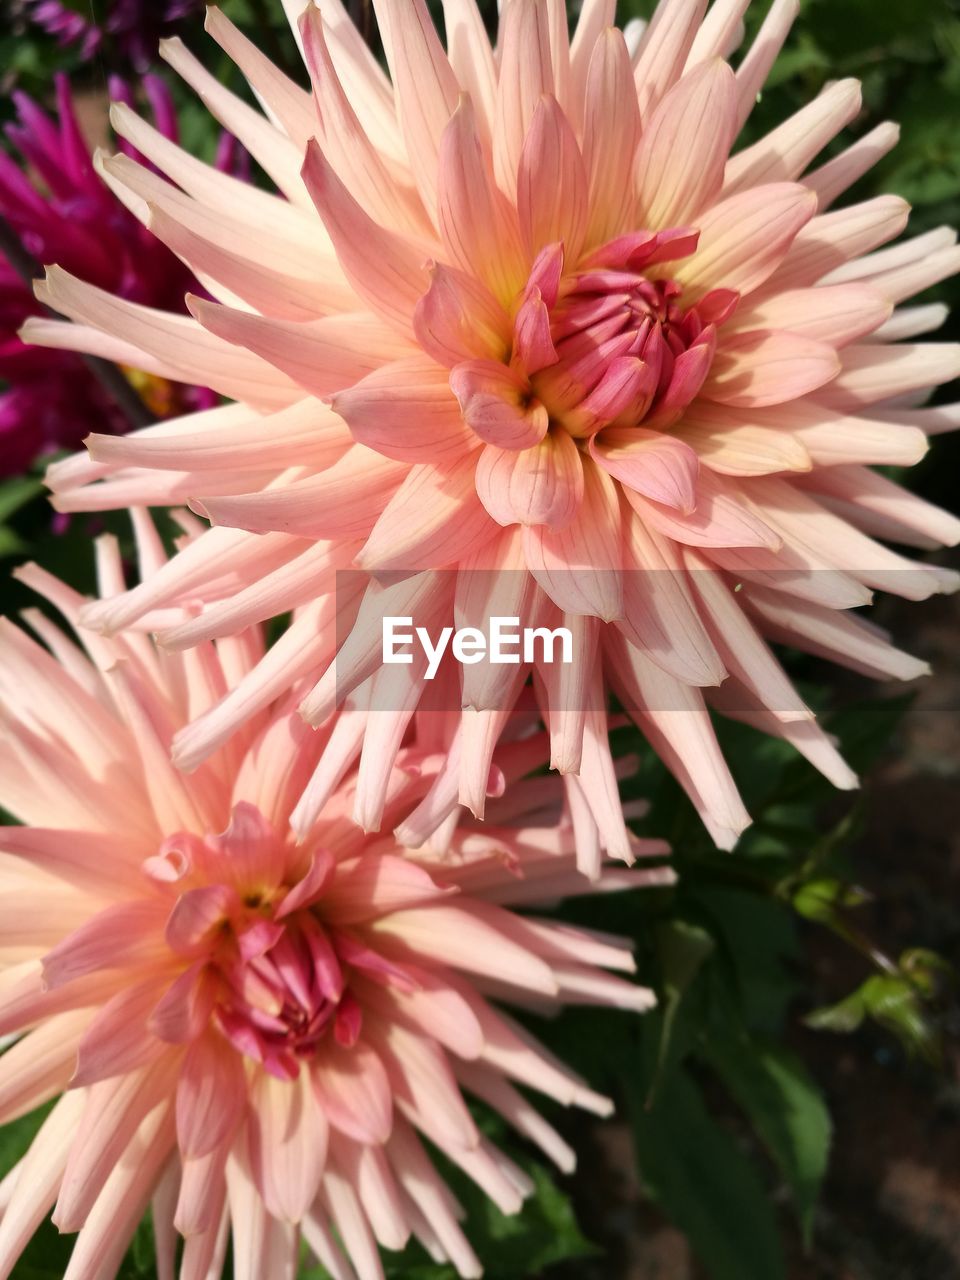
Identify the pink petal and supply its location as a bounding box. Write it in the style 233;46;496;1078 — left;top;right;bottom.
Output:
703;329;841;407
355;456;498;573
301;139;431;337
625;467;780;549
672;182;817;302
165;884;239;957
591;427;700;513
517;95;588;263
312;1042;393;1144
724;78;861;195
324;855;453;924
732;284;892;347
513;288;559;377
633;0;709;120
566;356;659;435
248;1069;328;1223
41;900;167;990
450;359;549;449
186;294;406;403
332;357;479;462
374;0;460;217
148;963;219;1044
494;0;555;198
71;981;168;1087
176;1031;248;1160
413;262;511;368
438;96;525;303
276;848;336;919
523;458;623;621
619;509;726;686
582;28;641;247
636;58;737;229
299;6;428;237
476;432;585;531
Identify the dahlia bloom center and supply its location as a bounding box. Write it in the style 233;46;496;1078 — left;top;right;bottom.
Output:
145;805;362;1080
536;230;736;439
448;229;736;528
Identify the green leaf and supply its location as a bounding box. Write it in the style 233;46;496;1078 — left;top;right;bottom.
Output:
647;921;714;1103
704;1036;832;1244
628;1066;786;1280
0;477;44;525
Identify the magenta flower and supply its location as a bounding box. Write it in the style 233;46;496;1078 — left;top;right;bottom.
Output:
0;529;671;1280
17;0;204;69
0;73;222;475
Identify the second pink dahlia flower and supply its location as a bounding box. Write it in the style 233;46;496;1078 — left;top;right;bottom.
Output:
31;0;960;852
0;524;670;1280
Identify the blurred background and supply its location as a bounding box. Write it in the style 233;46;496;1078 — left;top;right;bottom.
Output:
0;2;958;1278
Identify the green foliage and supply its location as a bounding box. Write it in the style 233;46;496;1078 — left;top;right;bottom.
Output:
630;1064;786;1280
806;948;955;1066
703;1037;831;1244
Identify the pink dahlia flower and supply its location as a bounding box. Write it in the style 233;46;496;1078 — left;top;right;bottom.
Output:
32;0;960;850
0;524;671;1280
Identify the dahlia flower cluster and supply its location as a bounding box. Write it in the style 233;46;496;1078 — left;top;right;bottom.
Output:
0;0;957;1275
33;0;960;852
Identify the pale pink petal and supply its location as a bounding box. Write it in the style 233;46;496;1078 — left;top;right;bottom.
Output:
581;28;641;247
35;268;301;411
438;96;525;304
441;0;497;138
632;0;709;120
636;58;737;229
733;0;799;131
517;95;587;264
176;1031;248;1160
591;427;700;512
475;432;584;530
684;547;812;722
767;195;909;293
523;459;623;621
723;79;861;195
312;1043;393;1144
187;295;407;402
300;6;429;237
249;1068;328;1222
373;0;459;217
671;183;817;301
817;343;960;410
413;263;511;367
625;467;780;549
803;122;900;208
301;140;432;337
54;1056;179;1232
205;7;316;148
494;0;555;197
619;509;726;686
703;329;840;406
355;457;498;573
731;284;893;347
450;359;549;449
332;357;477;462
